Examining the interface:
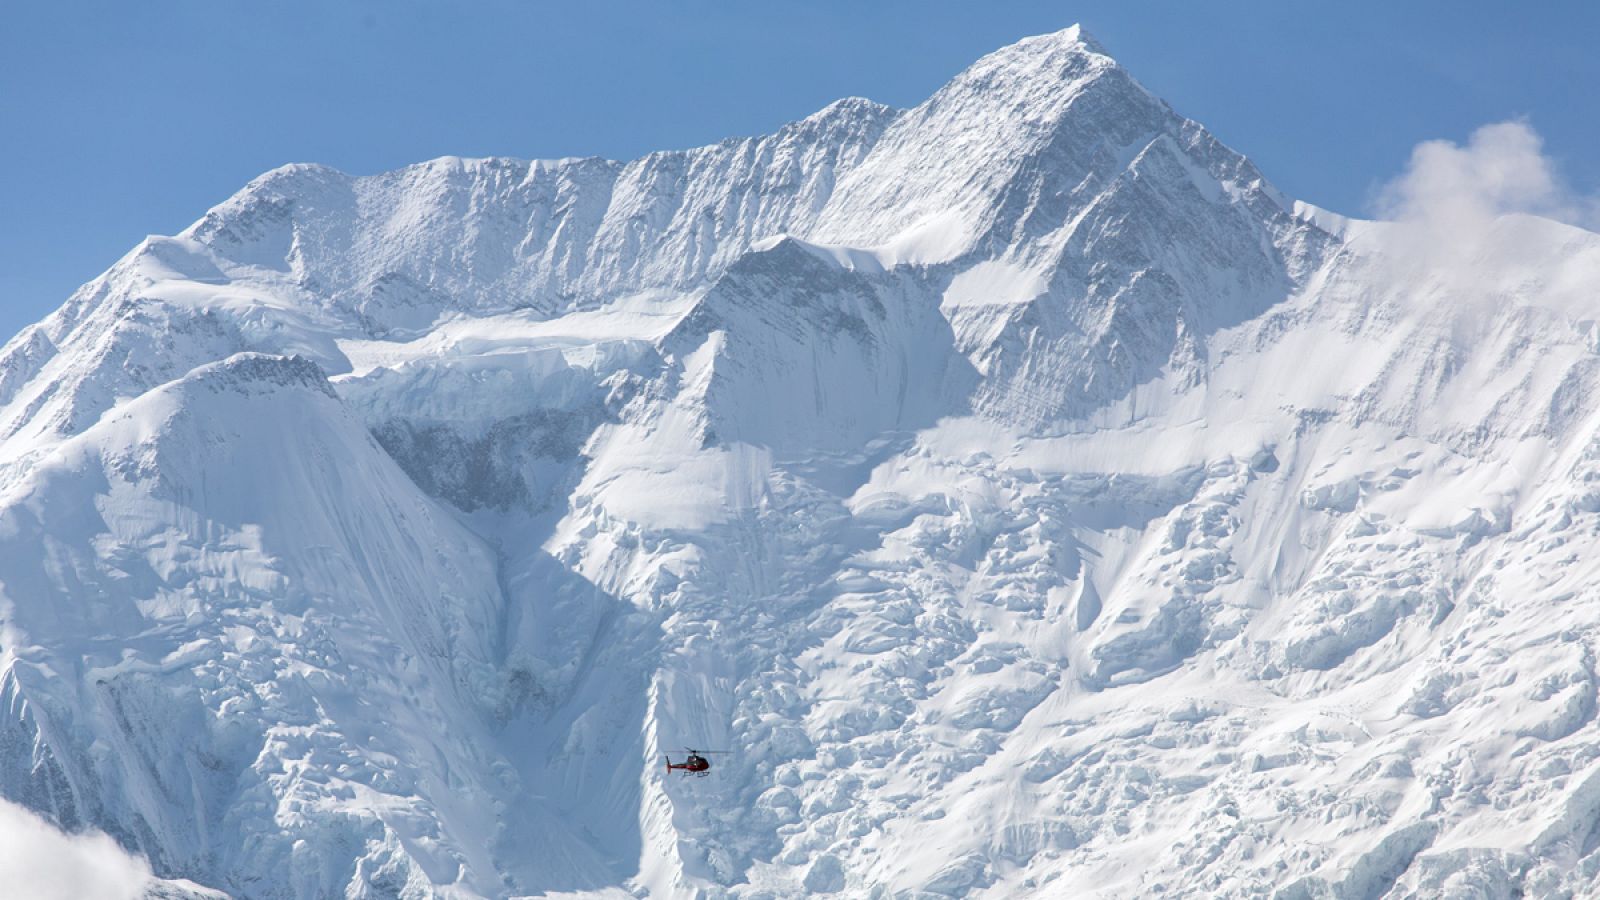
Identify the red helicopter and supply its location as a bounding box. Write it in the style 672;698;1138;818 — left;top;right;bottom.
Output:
664;748;731;777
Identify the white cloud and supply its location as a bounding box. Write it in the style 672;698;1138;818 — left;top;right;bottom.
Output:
1366;120;1599;304
1375;120;1571;229
0;799;152;900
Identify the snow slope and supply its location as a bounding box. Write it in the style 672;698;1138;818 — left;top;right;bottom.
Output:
4;23;1600;899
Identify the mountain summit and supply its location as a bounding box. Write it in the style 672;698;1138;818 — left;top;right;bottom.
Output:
4;25;1600;899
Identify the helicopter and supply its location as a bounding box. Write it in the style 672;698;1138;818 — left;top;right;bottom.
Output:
664;748;731;777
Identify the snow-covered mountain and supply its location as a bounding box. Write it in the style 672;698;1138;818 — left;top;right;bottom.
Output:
4;24;1600;898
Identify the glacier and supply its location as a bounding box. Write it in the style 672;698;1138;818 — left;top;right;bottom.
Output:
3;23;1600;899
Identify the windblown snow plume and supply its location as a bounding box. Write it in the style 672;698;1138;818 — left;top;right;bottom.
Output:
4;24;1600;899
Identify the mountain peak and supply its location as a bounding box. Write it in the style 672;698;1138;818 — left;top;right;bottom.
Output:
806;24;1168;260
1009;23;1105;56
942;23;1128;109
803;95;897;121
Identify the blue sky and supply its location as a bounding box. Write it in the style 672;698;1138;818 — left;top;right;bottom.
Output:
3;1;1596;339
